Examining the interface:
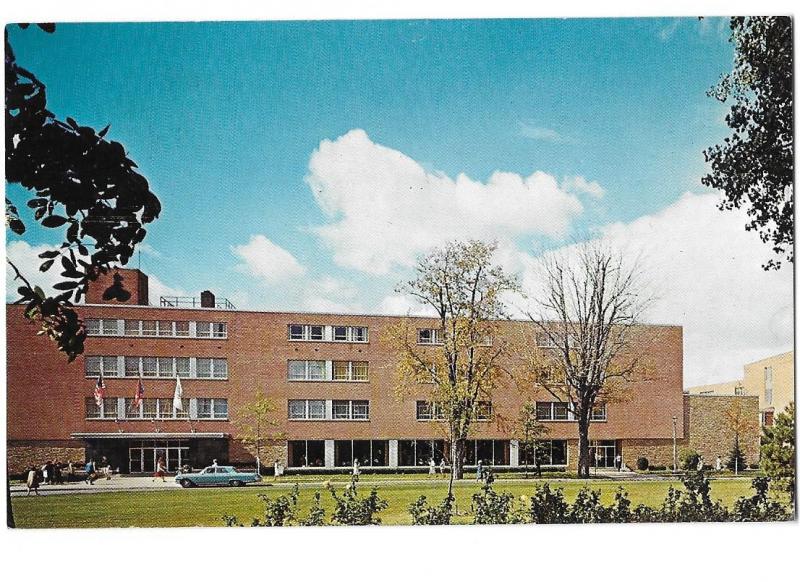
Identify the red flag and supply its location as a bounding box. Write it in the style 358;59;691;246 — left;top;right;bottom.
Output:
134;377;144;408
93;371;105;406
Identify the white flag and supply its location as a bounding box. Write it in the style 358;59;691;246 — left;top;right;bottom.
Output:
173;376;183;410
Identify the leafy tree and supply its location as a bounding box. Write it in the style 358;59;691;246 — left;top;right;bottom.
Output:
702;16;793;270
526;244;650;477
236;389;284;475
723;397;755;472
515;401;550;477
760;402;795;506
387;240;518;494
5;24;161;360
726;437;747;473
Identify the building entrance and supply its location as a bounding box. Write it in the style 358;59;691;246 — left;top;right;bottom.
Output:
128;440;190;473
589;440;618;468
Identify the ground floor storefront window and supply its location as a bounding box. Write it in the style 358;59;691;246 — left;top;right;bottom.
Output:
84;438;227;473
519;439;568;466
463;439;510;465
334;440;387;466
288;440;325;467
398;439;447;466
589;440;618;468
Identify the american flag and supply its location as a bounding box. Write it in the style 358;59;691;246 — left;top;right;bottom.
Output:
134;377;144;408
93;371;105;407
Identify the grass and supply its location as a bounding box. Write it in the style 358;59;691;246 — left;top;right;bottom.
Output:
11;476;760;528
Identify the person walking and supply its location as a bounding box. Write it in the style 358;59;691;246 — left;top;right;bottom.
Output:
439;457;447;476
153;457;167;482
428;458;436;475
352;458;360;477
85;459;97;484
26;466;41;496
715;456;722;471
476;459;483;482
615;454;623;472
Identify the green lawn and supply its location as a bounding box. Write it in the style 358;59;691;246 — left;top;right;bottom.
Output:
11;477;760;528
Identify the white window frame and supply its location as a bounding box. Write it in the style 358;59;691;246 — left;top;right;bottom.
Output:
85;397;118;419
417;328;443;345
197;398;229;420
536;401;576;422
331;361;369;382
89;356;226;380
287;360;328;381
84;356;120;377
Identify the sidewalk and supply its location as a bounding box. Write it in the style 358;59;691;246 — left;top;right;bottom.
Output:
11;476;182;496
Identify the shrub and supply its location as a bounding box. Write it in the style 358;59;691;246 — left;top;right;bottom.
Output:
731;476;791;522
680;448;701;471
659;472;729;522
636;457;649;471
300;491;326;526
528;482;570;524
328;475;388;526
253;484;300;526
568;487;608;523
607;487;633;523
472;483;515;525
409;494;454;525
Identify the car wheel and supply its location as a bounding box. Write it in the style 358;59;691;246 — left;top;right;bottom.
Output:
230;480;244;487
179;479;194;488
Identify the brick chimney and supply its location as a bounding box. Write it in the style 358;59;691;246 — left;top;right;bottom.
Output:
200;290;216;308
85;268;149;306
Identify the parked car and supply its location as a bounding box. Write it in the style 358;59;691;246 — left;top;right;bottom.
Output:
175;466;261;488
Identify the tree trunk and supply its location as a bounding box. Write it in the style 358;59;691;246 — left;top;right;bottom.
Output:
451;438;465;481
577;415;591;478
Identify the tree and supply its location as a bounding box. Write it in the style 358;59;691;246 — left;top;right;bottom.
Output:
761;402;795;507
515;401;550;477
388;240;517;494
5;24;161;360
702;16;793;270
722;398;755;473
236;389;284;476
528;244;649;478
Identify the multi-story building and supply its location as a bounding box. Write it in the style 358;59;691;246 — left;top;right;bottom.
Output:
687;351;794;426
7;267;756;475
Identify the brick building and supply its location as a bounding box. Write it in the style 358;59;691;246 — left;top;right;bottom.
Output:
6;268;758;475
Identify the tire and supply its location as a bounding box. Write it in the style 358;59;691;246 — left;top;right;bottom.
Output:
230;480;245;487
179;479;194;488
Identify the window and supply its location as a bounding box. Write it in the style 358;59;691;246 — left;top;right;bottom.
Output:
590;403;607;421
85;319;119;336
197;398;228;420
331;361;368;382
196;358;212;378
734;385;744;396
125;356;140;377
196;321;226;339
158;357;174;377
85;397;118;419
288;360;327;381
85;319;102;336
308;400;325;419
288;400;308;419
196;322;211;338
288;400;326;420
332;400;350;420
475;401;493;421
124;320;141;336
352;401;369;420
520;440;568;466
333;326;348;341
536;332;557;348
158;321;173;337
141;320;158;337
536;401;574;421
288;325;305;340
142;357;158;377
175;321;190;337
101;319;118;335
85;356;120;377
142;398;158;419
351;327;368;342
288;324;326;341
175;357;190;378
195;358;228;379
418;328;442;345
309;325;324;340
288;440;325;467
85;398;101;419
416;401;444;421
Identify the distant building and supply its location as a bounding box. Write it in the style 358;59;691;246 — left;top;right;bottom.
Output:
687;351;794;426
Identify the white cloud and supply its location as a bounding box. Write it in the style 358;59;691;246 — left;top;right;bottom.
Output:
516;192;793;387
518;122;565;142
5;241;64;301
377;293;437;317
306;129;589;274
232;234;306;283
146;274;192;305
561;175;605;199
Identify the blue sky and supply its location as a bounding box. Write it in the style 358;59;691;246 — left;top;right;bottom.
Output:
5;18;793;385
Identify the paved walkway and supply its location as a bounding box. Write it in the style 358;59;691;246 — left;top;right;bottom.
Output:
11;472;751;497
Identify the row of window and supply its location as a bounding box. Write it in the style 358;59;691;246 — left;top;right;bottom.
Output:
417;328;493;346
535;401;607;421
85;356;228;379
287;360;368;382
85;397;228;420
288;399;370;421
85;318;227;339
415;401;492;421
288;324;368;343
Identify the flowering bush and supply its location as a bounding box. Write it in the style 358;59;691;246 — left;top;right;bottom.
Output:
328;475;388;526
409;494;454;525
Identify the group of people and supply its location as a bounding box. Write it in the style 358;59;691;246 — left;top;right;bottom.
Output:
84;457;115;484
25;460;74;495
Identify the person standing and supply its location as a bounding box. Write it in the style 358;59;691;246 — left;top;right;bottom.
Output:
615;454;623;472
715;456;722;472
26;466;40;496
85;459;96;484
476;459;483;482
439;457;447;476
697;456;704;472
67;461;75;482
352;458;360;477
428;458;436;475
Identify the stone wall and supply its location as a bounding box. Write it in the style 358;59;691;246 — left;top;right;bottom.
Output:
684;394;760;467
7;441;85;476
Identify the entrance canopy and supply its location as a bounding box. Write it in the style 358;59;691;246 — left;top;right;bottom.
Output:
71;432;227;439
